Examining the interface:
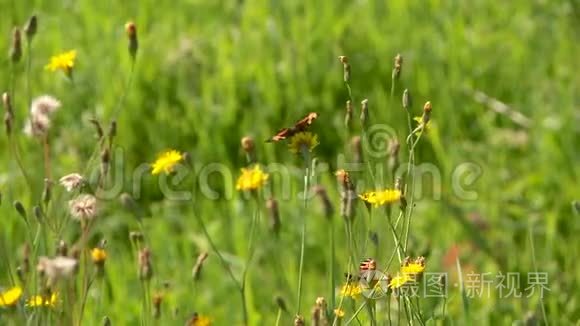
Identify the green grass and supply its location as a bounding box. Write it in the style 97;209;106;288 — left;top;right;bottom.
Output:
1;0;579;325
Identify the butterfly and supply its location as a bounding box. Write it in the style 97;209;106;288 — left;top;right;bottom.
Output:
266;112;319;142
344;258;378;283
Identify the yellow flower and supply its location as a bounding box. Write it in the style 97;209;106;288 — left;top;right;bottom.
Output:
187;314;212;326
388;274;411;289
413;116;431;131
151;150;184;175
26;292;58;307
91;248;107;265
288;132;319;154
401;262;425;276
45;50;77;73
235;165;269;191
359;189;402;207
334;308;345;318
340;283;362;299
0;286;22;306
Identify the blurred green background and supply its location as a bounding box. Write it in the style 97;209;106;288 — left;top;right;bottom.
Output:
1;0;579;325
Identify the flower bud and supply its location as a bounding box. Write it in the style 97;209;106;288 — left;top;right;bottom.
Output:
9;28;22;63
402;89;411;110
24;15;38;41
125;22;138;59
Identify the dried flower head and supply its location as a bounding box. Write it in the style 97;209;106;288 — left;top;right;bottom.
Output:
192;252;209;281
393;53;403;80
338;56;350;82
360;99;369;127
37;256;78;286
151;149;184;175
59;173;84;192
313;185;334;219
402;88;412;110
68;194;97;222
236;165;269;191
24;95;61;138
10;27;22;63
344;100;353;129
266;198;281;236
139;247;153;281
294;315;305;326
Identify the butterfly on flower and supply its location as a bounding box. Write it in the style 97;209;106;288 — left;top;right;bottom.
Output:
266;112;318;142
344;258;378;284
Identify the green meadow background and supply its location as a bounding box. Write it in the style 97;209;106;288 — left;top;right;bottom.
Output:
1;0;579;325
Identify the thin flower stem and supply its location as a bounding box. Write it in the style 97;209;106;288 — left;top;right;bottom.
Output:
386;213;404;263
274;308;282;326
193;212;241;289
402;130;423;254
240;205;260;326
110;59;136;121
26;39;32;108
329;218;336;312
296;166;309;314
528;225;549;325
43;135;51;180
387;295;392;326
346;299;368;324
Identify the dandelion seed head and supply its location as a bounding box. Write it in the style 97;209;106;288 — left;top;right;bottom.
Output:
68;194;97;221
59;173;84;192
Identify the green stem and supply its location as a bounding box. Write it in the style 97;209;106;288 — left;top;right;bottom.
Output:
274;308;282;326
528;225;549;325
194;212;241;289
329;218;336;312
296;166;309;314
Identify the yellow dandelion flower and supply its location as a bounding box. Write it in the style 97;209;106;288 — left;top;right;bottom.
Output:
288;132;319;154
388;274;411;289
151;150;184;175
401;262;425;276
186;313;212;326
26;292;58;307
91;248;107;265
340;283;362;299
45;50;77;73
413;116;431;131
235;165;269;191
0;286;23;306
359;189;401;207
334;308;345;318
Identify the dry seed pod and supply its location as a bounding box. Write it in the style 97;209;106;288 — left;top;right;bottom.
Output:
9;28;22;63
24;15;38;41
